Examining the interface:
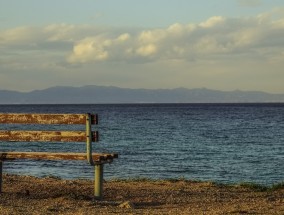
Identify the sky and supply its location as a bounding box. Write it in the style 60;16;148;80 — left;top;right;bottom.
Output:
1;0;284;93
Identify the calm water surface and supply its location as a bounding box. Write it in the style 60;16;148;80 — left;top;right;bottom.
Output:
0;103;283;185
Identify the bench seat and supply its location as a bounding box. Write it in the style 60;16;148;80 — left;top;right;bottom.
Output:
0;152;118;163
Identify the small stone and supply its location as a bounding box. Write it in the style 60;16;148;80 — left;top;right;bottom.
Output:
118;201;135;209
25;190;30;196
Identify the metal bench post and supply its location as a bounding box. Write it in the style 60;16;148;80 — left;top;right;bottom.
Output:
0;161;3;193
86;113;95;166
94;164;103;200
86;113;104;200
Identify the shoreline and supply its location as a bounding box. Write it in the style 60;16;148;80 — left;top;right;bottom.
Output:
0;174;283;214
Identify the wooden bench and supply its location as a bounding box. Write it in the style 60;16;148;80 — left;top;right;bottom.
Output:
0;113;118;200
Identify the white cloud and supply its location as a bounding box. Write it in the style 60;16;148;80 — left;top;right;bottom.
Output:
138;29;167;44
67;33;133;63
44;23;76;42
136;44;157;56
0;26;44;46
199;16;226;28
64;10;284;64
117;33;130;42
68;37;109;63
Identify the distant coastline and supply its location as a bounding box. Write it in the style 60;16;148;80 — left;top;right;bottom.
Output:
1;85;284;104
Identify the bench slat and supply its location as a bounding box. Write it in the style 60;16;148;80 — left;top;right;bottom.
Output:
0;113;98;125
0;130;98;142
0;152;117;162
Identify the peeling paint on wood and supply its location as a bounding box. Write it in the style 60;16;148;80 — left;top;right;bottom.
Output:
0;113;98;125
0;152;117;162
0;130;99;142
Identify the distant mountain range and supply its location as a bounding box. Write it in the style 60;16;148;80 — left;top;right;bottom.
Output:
0;85;284;104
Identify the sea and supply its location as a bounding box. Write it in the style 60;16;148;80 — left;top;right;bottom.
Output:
0;103;283;185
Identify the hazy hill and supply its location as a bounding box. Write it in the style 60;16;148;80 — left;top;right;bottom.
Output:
0;85;284;104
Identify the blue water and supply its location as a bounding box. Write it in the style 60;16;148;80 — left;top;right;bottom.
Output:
0;103;283;185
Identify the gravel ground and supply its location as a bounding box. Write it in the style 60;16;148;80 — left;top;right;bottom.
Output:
0;174;283;215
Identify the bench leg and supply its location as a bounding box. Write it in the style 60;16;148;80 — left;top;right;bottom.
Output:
0;161;2;193
94;164;103;200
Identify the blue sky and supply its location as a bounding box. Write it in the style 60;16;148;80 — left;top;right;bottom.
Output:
1;0;282;27
1;0;284;93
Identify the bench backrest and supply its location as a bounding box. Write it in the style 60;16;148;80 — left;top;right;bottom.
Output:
0;113;99;165
0;113;98;142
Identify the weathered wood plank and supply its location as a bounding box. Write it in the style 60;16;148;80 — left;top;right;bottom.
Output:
0;113;98;125
0;130;98;142
0;152;117;162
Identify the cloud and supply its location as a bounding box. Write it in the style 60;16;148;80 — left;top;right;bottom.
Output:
65;10;284;64
44;23;76;42
67;33;132;63
1;8;284;67
68;37;109;63
136;44;157;57
199;16;226;28
0;26;44;47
